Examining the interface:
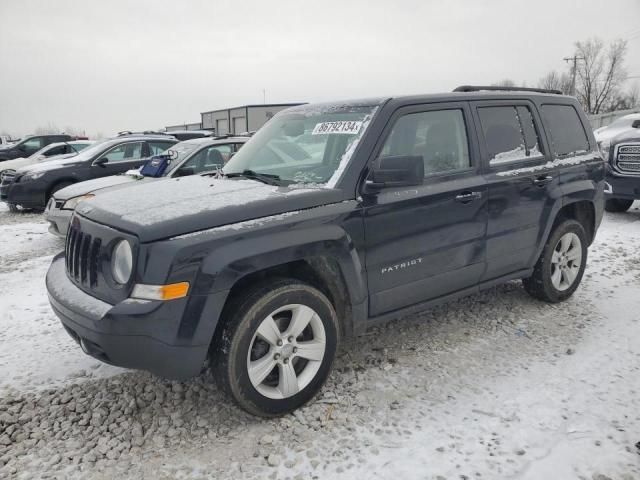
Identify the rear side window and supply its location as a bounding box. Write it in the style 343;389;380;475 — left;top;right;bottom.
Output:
540;104;589;157
477;105;542;165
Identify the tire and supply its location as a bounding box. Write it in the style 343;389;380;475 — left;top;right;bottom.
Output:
7;203;19;213
604;198;633;213
212;279;339;417
523;219;588;303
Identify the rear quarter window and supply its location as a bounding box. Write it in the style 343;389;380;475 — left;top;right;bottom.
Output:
540;104;590;157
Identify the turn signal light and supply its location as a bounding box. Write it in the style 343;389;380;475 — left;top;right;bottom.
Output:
131;282;190;301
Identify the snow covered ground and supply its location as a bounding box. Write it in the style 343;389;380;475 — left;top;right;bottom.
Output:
0;201;639;479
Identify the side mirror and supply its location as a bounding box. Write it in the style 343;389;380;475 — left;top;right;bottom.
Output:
93;157;108;167
632;120;640;129
17;145;26;152
365;155;424;190
174;167;195;178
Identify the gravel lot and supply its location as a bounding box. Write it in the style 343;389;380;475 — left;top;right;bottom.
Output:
0;202;639;479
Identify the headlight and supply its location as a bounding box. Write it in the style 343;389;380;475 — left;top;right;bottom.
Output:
62;194;95;210
21;171;46;181
111;240;133;285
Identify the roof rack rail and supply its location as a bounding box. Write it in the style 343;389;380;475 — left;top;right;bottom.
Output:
453;85;563;95
212;132;254;140
117;130;171;137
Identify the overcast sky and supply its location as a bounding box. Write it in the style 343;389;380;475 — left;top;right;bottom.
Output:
1;0;639;137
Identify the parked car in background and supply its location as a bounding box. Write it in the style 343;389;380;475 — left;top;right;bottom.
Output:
46;87;604;416
0;134;75;161
602;129;640;212
594;113;640;154
0;140;94;175
45;136;248;236
118;130;211;141
0;135;177;212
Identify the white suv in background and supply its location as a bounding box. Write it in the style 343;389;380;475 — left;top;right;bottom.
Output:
0;140;94;174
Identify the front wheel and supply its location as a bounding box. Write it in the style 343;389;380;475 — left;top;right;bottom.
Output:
523;219;587;303
212;279;339;417
605;198;633;213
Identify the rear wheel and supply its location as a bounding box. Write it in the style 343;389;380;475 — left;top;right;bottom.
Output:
212;279;339;417
604;198;633;213
523;219;587;303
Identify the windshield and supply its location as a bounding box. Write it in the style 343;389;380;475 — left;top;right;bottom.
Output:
64;139;115;162
223;104;377;186
31;144;58;158
70;142;92;152
162;141;204;175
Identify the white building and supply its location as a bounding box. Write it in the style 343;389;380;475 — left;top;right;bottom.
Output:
200;103;303;135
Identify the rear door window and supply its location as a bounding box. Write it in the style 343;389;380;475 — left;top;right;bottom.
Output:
477;105;542;165
540;104;589;157
102;142;144;162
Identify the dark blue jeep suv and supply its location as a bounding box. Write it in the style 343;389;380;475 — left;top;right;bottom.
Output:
47;86;604;416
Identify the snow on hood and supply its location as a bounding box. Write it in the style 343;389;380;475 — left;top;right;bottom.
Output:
53;174;147;201
76;175;342;242
594;126;639;144
610;129;640;144
81;176;287;226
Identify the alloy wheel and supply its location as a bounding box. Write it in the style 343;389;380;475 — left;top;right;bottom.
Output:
550;232;582;291
247;304;326;399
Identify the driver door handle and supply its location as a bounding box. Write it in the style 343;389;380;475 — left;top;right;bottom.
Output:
455;191;482;203
532;175;553;186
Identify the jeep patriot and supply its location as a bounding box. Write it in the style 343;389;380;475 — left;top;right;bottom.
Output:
47;86;604;416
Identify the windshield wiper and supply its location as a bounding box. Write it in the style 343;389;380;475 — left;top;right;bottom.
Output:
225;169;282;185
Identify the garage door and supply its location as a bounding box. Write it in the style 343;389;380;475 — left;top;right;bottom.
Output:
216;119;228;135
232;117;246;134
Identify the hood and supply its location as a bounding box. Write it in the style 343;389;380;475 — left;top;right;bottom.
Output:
17;156;84;174
53;174;150;201
610;129;640;146
0;157;30;171
76;175;344;242
595;126;637;144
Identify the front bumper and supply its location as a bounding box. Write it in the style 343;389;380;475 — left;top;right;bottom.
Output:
1;178;47;208
46;254;225;380
605;170;640;200
45;198;72;237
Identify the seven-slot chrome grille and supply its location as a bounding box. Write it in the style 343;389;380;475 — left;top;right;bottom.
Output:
65;222;102;287
615;144;640;175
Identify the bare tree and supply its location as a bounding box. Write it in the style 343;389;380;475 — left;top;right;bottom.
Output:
538;71;572;94
33;122;61;135
574;37;628;114
611;83;640;110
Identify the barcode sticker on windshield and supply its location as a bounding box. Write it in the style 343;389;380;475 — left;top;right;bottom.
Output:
312;121;363;135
